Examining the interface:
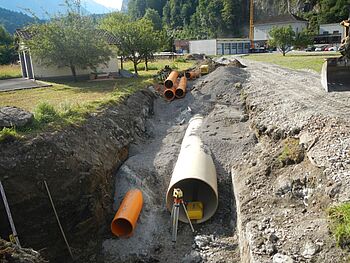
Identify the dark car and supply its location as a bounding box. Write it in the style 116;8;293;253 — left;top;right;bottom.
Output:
305;46;316;52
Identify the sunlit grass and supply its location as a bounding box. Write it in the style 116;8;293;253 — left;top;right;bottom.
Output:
245;52;341;73
0;64;22;79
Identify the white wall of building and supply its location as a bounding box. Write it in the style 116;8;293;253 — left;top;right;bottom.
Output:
319;23;344;38
32;57;119;79
254;22;308;41
189;39;217;55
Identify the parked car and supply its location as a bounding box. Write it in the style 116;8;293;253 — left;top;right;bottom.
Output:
328;46;338;51
315;45;327;51
305;46;316;52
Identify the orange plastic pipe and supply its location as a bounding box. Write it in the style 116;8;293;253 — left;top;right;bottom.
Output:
175;76;187;98
185;71;199;80
164;86;176;101
164;71;179;88
111;189;143;237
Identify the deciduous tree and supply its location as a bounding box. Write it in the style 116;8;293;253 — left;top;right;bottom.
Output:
268;26;295;56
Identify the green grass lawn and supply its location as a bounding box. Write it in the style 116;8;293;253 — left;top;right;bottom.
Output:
245;52;341;73
0;64;22;79
0;59;194;138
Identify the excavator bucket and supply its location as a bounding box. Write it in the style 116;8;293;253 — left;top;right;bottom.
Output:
321;57;350;92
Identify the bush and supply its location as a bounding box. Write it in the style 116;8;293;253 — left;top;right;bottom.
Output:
34;102;60;124
175;57;187;63
0;127;20;143
328;202;350;248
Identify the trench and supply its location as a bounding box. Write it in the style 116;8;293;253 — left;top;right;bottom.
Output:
0;66;255;262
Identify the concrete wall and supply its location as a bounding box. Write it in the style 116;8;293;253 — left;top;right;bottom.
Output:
320;23;344;38
32;57;119;79
189;39;217;55
254;22;308;41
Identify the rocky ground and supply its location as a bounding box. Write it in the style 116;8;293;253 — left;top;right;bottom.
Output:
1;57;350;262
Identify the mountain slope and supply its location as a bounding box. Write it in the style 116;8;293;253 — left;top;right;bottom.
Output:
0;0;114;18
0;7;38;34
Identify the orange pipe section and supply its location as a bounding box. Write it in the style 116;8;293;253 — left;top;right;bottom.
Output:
163;86;176;101
164;71;179;88
175;76;187;98
185;71;199;80
111;189;143;237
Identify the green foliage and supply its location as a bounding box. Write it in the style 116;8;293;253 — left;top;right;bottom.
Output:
328;202;350;249
100;12;161;74
34;102;60;124
269;26;296;56
0;25;17;65
294;29;313;49
0;7;38;34
0;127;20;143
143;8;162;30
26;3;112;80
318;0;350;24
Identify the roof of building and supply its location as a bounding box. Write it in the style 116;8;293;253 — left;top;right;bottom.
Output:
255;13;308;25
15;28;119;45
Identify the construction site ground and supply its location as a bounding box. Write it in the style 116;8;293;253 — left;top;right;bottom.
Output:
1;57;350;263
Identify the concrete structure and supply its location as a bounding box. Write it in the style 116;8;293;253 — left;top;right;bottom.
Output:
16;29;119;80
314;23;344;44
254;14;308;43
189;39;250;56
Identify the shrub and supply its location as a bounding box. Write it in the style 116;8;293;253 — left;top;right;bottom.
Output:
175;57;187;63
0;127;20;143
34;102;59;124
328;202;350;249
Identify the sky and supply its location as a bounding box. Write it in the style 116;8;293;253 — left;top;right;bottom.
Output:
93;0;122;9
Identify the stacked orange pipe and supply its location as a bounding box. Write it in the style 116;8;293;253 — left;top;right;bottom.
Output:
185;71;199;80
175;76;187;98
164;71;179;88
111;189;143;237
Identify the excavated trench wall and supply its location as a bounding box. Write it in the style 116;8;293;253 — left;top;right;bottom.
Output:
0;89;155;262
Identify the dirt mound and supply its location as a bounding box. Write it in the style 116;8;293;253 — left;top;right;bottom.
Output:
227;59;246;68
0;239;46;263
185;53;206;60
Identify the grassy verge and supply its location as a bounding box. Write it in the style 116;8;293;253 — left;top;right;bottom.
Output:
0;64;22;79
328;202;350;249
0;59;194;136
245;52;341;73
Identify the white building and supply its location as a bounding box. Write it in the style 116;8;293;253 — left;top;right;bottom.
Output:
189;38;250;55
314;23;344;44
16;29;119;80
254;14;308;42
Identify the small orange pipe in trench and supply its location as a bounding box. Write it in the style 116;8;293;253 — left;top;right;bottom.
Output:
164;71;179;89
111;189;143;237
175;76;187;98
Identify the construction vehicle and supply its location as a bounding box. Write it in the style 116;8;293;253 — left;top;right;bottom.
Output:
321;18;350;92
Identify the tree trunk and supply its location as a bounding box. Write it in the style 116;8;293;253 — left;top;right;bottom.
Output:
133;59;138;75
70;64;77;82
145;56;148;71
120;56;123;70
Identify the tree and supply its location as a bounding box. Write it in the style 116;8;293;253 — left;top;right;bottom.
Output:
26;5;111;81
268;26;295;56
294;29;313;49
0;25;17;64
100;12;161;74
128;0;147;20
143;8;162;31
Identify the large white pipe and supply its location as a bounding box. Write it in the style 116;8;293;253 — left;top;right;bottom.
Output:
166;115;218;223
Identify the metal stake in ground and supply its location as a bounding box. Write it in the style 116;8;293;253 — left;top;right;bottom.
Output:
44;180;74;260
0;181;21;247
171;188;194;242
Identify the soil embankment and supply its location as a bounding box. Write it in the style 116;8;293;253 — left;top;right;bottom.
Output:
0;89;155;262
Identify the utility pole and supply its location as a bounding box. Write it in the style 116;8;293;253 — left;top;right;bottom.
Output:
249;0;255;49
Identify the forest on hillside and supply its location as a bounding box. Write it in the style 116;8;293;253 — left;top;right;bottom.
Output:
124;0;350;39
0;7;38;34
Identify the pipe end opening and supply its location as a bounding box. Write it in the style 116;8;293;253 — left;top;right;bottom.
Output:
164;90;175;100
111;218;133;237
164;80;173;89
175;89;184;98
